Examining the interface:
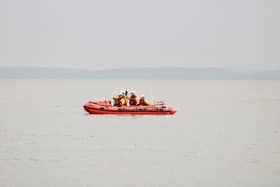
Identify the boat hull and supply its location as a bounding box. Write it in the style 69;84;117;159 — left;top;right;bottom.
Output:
83;101;176;115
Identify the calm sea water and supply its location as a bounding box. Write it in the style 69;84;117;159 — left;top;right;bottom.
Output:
0;80;280;187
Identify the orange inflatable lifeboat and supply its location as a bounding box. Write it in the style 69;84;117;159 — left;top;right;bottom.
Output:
83;100;176;115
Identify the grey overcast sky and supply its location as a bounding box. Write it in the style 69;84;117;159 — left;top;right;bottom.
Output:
1;0;279;70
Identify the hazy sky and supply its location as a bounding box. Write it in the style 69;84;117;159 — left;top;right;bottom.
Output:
1;0;279;70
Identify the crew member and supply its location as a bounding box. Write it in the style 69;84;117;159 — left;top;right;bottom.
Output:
123;90;129;106
129;91;138;106
113;91;125;107
138;94;149;106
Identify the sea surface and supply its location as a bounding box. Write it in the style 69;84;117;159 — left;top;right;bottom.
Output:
0;80;280;187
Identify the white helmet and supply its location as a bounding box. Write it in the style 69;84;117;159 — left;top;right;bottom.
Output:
140;94;145;98
130;90;135;95
119;90;124;95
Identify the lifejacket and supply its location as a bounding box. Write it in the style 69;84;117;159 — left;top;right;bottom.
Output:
129;95;138;106
113;96;125;107
138;98;149;106
123;96;129;106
